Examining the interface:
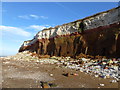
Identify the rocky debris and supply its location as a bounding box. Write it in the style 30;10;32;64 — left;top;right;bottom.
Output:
3;61;10;64
110;80;117;83
62;73;79;77
62;73;71;77
53;56;119;81
73;73;79;76
99;83;105;87
50;74;53;77
38;55;50;58
48;83;57;87
2;51;59;64
76;53;94;59
2;51;119;82
40;81;50;88
40;81;57;88
3;51;38;62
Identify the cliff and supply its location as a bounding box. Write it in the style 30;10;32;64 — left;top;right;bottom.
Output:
19;6;120;58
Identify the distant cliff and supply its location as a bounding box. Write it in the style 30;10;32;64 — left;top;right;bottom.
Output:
19;6;120;58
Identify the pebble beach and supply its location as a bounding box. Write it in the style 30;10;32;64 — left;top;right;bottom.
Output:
0;51;119;88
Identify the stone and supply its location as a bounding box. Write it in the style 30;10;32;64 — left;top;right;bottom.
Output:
43;84;50;88
63;73;71;77
50;74;53;77
3;62;10;64
106;75;110;78
49;83;57;87
40;81;50;88
40;81;57;88
73;73;79;76
99;84;105;87
95;75;99;78
110;80;117;83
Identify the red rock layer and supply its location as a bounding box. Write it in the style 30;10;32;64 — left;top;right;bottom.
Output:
19;22;120;58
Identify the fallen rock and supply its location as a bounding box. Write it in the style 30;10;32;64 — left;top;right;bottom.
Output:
50;74;53;77
40;81;50;88
73;73;79;76
40;81;57;88
49;83;57;87
99;83;105;87
110;80;117;83
62;73;71;77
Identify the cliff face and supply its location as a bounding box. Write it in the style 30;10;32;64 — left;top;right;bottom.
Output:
19;7;120;58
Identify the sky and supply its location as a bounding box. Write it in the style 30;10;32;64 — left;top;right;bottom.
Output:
0;2;119;56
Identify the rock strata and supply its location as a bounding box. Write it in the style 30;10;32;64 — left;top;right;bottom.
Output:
19;6;120;58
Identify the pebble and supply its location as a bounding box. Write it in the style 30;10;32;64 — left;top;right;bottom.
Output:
73;73;79;76
3;62;10;64
110;80;117;83
95;75;99;77
50;74;53;77
99;83;105;87
40;81;57;88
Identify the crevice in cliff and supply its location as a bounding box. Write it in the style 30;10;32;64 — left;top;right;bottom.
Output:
47;38;56;56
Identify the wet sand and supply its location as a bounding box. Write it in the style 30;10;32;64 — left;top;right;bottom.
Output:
1;58;119;88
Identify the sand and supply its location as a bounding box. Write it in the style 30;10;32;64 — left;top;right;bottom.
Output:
0;58;119;88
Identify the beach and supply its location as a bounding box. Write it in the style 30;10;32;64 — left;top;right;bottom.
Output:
1;56;119;88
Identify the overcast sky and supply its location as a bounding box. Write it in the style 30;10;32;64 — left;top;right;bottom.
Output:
0;2;118;56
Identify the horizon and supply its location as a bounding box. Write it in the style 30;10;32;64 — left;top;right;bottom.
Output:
0;2;119;56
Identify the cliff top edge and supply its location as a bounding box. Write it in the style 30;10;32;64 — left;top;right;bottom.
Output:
41;6;120;32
